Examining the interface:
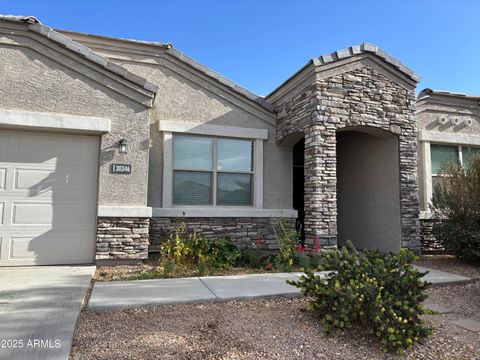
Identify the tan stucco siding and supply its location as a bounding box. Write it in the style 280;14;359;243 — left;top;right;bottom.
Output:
108;58;293;210
0;31;151;206
416;96;480;212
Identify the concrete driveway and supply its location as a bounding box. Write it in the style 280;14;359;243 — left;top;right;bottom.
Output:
0;266;95;360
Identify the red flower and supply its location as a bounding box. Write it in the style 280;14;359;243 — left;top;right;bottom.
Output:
297;244;304;254
266;262;273;271
315;236;321;255
256;235;263;248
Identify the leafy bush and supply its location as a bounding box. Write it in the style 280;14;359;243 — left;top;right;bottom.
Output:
273;218;301;266
206;237;241;268
288;241;431;353
432;157;480;263
240;246;262;268
160;223;240;269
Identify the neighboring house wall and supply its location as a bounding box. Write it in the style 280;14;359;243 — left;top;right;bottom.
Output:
64;32;297;250
0;20;153;263
416;90;480;251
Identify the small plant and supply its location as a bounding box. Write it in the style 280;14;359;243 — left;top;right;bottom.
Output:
288;241;431;354
273;218;301;266
432;157;480;263
162;259;177;278
196;262;207;277
160;222;240;270
241;246;262;268
295;252;311;270
206;238;240;268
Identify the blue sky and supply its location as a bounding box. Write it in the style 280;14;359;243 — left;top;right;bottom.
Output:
2;0;480;96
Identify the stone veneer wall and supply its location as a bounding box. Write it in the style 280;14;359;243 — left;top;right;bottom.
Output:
149;217;296;251
276;66;420;252
419;218;445;252
96;217;150;262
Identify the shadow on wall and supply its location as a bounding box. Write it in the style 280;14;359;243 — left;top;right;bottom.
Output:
336;126;402;253
0;130;98;265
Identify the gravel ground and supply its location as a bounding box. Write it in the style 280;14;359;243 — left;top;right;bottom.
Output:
417;255;480;322
72;256;479;359
71;297;479;360
416;255;480;280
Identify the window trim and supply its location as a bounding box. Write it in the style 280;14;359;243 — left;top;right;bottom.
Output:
422;137;480;214
162;127;264;209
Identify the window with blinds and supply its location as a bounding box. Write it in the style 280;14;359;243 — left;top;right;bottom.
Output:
172;135;253;206
462;147;480;171
430;144;458;174
430;144;480;193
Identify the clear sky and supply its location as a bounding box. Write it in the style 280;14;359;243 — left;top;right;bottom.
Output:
2;0;480;96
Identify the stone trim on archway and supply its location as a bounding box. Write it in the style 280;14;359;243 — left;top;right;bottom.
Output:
273;58;420;253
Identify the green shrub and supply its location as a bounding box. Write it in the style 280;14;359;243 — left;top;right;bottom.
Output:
206;238;241;268
288;241;431;354
273;218;301;266
160;222;240;269
162;259;177;278
240;246;262;268
295;253;311;270
432;157;480;263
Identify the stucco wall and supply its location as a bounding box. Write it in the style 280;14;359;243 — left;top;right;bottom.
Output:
0;26;151;206
416;94;480;212
337;130;401;252
71;39;293;210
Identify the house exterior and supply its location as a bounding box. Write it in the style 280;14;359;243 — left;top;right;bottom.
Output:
416;89;480;251
0;15;476;266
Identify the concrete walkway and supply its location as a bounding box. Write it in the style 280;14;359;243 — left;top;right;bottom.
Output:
88;266;471;310
0;266;95;360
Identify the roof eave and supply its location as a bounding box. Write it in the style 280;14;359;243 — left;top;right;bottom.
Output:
0;15;159;95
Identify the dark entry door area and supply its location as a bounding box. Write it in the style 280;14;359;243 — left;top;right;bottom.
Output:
293;138;305;240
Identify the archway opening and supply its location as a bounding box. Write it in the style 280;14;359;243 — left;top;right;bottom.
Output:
336;127;401;252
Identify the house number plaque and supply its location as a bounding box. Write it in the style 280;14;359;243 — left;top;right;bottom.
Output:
111;163;132;174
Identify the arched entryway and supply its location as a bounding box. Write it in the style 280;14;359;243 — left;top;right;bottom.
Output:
336;126;401;252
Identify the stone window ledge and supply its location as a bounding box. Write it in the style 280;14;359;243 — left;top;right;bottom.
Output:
97;206;152;217
152;207;297;218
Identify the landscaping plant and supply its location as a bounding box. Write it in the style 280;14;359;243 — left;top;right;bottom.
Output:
272;218;301;266
432;157;480;263
160;222;240;272
288;241;431;354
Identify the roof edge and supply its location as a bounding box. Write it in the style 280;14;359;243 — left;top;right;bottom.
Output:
165;48;275;113
418;88;480;102
314;43;420;83
266;43;420;99
0;15;159;94
56;29;275;113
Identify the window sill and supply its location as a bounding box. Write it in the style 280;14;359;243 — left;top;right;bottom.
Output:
152;207;297;218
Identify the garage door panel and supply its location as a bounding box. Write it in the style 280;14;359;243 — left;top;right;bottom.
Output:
14;168;97;194
11;202;95;228
0;130;98;266
15;134;98;166
0;135;8;157
0;168;5;190
9;236;36;260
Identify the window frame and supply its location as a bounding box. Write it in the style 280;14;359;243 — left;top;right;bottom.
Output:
421;136;480;215
430;143;479;178
172;134;254;206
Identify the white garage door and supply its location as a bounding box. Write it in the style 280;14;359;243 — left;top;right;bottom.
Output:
0;130;99;266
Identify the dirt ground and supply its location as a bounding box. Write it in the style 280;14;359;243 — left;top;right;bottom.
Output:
71;256;480;360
